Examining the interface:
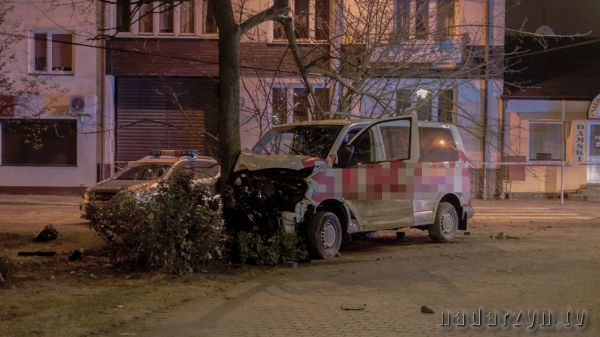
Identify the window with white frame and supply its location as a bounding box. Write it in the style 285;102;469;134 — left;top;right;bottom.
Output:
32;32;74;74
273;0;330;41
116;0;216;36
395;0;456;40
271;85;329;125
528;122;562;161
391;88;456;121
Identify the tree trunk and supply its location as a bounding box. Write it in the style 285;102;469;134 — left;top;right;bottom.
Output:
214;4;242;185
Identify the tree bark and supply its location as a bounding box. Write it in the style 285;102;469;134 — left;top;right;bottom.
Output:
213;2;241;184
213;1;290;184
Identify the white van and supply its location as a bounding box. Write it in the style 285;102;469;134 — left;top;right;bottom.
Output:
232;115;473;259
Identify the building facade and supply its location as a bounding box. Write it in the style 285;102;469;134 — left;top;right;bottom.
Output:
0;0;101;192
1;0;506;196
501;1;600;198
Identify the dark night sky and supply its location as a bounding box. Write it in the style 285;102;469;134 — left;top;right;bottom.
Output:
506;0;600;37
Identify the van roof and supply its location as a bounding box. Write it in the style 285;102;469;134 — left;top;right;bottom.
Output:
273;118;456;128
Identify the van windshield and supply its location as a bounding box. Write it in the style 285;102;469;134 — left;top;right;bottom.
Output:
253;125;343;158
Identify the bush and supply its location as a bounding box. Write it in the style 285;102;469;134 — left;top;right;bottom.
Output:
0;255;13;287
233;228;308;265
84;171;226;274
223;184;309;266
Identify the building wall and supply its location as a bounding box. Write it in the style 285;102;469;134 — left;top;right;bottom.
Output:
503;99;598;194
0;1;99;188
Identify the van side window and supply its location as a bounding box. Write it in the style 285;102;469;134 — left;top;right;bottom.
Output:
350;129;374;165
343;126;364;144
419;127;459;162
380;120;411;161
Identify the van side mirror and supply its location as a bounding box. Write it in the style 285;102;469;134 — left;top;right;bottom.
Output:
336;144;355;167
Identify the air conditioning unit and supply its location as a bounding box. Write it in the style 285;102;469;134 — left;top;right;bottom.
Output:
69;95;97;116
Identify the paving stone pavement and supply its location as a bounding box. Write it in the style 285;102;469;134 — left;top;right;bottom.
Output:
113;200;600;337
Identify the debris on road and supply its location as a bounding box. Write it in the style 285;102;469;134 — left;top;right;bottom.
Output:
341;303;367;311
68;249;83;262
0;255;13;287
421;305;434;314
505;235;520;240
495;232;505;240
284;261;298;268
33;224;59;242
17;251;56;257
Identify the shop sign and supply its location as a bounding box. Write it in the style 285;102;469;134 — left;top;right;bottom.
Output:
588;94;600;119
574;123;586;162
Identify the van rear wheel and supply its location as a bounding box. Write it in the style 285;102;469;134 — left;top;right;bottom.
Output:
429;202;458;243
307;211;342;259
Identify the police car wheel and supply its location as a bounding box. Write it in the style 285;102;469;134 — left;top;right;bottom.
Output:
307;211;342;259
429;202;458;243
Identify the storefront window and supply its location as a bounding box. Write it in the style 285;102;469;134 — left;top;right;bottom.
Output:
529;122;562;161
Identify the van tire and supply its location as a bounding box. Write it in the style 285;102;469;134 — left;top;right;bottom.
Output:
307;211;342;259
429;202;458;243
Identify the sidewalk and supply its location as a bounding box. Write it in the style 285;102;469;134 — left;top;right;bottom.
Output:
0;194;81;206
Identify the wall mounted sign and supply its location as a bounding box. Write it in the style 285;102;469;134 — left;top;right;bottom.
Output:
588;94;600;119
574;123;586;162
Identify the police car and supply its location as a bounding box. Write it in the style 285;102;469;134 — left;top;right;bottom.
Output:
81;150;220;210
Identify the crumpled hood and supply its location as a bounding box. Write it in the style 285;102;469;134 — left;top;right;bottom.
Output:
234;152;325;172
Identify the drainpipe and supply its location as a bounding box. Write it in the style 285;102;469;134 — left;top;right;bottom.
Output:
481;0;491;199
96;0;105;181
560;100;565;204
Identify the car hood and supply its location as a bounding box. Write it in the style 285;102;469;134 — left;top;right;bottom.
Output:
90;179;154;192
234;151;326;172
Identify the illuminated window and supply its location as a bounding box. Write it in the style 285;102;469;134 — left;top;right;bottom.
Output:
529;123;562;161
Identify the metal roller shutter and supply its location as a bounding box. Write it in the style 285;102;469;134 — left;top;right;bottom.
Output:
115;76;218;162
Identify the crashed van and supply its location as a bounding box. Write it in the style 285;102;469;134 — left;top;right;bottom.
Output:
231;115;473;259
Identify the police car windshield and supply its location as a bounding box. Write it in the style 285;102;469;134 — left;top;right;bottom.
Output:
253;125;343;158
115;163;172;180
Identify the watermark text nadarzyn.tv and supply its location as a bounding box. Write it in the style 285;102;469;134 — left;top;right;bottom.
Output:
440;307;588;331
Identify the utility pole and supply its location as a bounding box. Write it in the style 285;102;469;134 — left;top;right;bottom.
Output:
481;0;491;200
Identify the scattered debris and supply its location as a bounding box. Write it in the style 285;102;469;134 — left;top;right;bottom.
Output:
17;251;56;257
396;232;406;241
68;250;83;262
464;231;471;236
0;255;12;287
341;303;367;311
495;232;505;240
33;224;59;242
505;235;520;240
421;305;435;314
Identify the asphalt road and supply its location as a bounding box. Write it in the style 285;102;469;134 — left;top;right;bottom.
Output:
1;195;599;337
109;200;600;337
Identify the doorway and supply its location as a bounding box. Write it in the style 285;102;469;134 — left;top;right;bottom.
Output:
588;122;600;183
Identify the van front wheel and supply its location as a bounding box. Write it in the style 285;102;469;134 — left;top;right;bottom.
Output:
307;211;342;259
429;202;458;243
